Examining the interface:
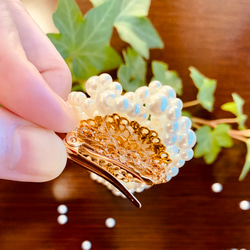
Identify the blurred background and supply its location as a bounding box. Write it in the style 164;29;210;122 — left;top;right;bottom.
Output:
1;0;250;249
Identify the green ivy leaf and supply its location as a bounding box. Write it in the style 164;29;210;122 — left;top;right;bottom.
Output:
90;0;107;7
194;124;233;164
194;126;212;158
117;48;146;92
189;67;217;112
91;0;150;15
221;93;248;130
182;110;192;118
239;139;250;180
212;124;233;148
114;0;163;59
47;0;122;81
151;61;183;96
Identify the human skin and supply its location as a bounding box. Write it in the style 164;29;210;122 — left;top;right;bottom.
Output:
0;0;78;182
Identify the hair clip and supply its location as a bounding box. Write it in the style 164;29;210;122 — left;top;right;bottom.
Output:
65;73;196;208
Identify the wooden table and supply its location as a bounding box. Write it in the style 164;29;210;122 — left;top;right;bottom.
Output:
1;0;250;249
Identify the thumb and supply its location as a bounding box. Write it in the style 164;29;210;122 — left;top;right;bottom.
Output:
0;107;68;182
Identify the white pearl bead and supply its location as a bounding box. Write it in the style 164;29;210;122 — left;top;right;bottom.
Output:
80;99;93;112
115;96;132;113
179;149;194;161
159;85;176;99
81;240;92;250
85;76;100;97
166;106;181;121
148;80;162;93
95;91;116;115
239;200;250;210
137;106;149;121
112;187;122;196
72;106;82;118
57;214;68;225
148;93;168;116
99;73;113;86
177;130;196;149
171;156;185;168
124;92;140;102
165;166;179;177
178;116;192;131
90;172;99;181
170;98;183;110
79;112;89;120
105;218;116;228
163;121;178;133
67;91;86;106
149;116;163;129
166;145;179;157
135;86;150;101
127;103;141;118
107;81;123;95
92;110;102;117
166;175;172;181
162;133;177;146
211;183;223;193
57;204;68;214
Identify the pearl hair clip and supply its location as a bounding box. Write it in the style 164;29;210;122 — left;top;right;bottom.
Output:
65;73;196;208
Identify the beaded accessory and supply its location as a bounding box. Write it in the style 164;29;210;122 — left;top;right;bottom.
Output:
65;73;196;207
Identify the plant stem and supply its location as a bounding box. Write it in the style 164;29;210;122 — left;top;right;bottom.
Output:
183;99;200;108
229;129;250;137
228;131;248;143
192;117;238;128
192;117;248;143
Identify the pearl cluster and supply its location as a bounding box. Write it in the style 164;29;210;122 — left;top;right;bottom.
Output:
67;73;196;186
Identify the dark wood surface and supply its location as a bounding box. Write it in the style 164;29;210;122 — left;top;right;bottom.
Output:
1;0;250;249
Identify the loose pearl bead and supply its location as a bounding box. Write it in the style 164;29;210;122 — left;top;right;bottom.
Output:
135;86;149;102
159;85;176;99
148;93;168;116
179;148;194;161
166;106;181;121
107;81;123;95
57;214;68;225
178;116;192;131
105;218;116;228
95;91;116;115
177;130;196;149
57;204;68;214
115;96;132;113
67;91;86;106
85;76;101;97
81;240;92;250
170;98;183;110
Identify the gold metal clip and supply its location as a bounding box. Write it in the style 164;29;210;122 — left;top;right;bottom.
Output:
64;131;142;208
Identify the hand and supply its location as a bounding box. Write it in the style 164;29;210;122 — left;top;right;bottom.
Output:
0;0;77;182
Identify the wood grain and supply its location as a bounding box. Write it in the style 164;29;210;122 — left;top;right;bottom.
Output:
1;0;250;249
